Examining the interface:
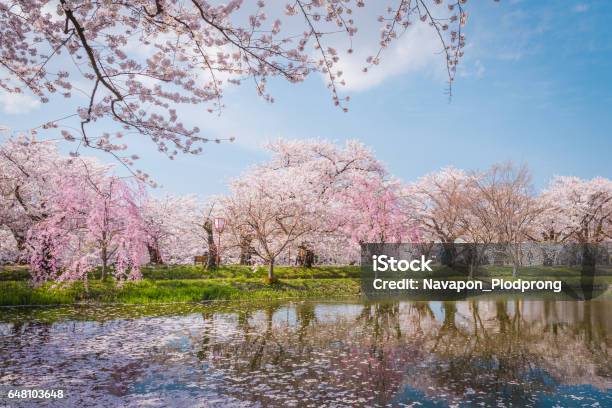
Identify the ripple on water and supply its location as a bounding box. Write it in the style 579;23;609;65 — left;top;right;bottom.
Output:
0;299;610;407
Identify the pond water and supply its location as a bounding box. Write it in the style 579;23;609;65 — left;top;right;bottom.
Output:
0;299;610;407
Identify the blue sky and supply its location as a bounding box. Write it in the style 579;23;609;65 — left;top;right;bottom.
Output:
1;0;611;196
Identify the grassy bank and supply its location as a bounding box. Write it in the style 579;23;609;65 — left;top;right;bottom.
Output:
0;265;361;306
4;263;609;282
0;264;361;282
1;264;610;306
0;278;360;306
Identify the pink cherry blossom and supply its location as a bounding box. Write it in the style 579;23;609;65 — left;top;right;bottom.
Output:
0;0;472;168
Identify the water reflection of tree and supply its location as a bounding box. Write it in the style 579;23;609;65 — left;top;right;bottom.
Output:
196;310;214;360
431;302;467;354
573;302;610;377
296;302;316;342
196;302;412;406
406;300;610;405
357;301;402;340
192;300;610;407
421;300;553;406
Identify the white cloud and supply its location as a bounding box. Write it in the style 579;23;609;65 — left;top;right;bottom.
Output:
573;4;589;13
330;23;445;92
0;92;41;114
459;59;486;79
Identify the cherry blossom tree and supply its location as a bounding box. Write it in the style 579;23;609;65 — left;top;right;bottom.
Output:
141;194;205;264
198;200;229;269
86;174;148;280
222;164;322;281
0;0;473;168
335;175;410;244
264;138;386;193
283;176;411;267
306;233;360;265
470;163;541;277
408;167;471;243
27;168;148;285
0;133;99;255
0;133;149;284
538;176;612;244
456;175;498;278
406;167;472;266
221;138;415;273
262;138;388;258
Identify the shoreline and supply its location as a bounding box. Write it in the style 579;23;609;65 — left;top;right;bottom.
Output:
1;265;610;307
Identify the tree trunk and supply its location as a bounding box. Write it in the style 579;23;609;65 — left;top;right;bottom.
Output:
100;244;108;280
580;243;596;300
441;242;457;267
296;243;314;267
442;302;458;331
207;244;217;270
203;219;217;270
268;259;275;283
239;249;251;265
9;228;29;264
508;243;519;277
147;243;164;265
12;230;27;251
303;249;314;267
239;234;253;265
31;235;55;285
465;244;477;279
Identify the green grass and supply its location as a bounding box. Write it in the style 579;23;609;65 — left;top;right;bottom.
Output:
4;263;609;282
1;263;610;306
0;264;360;281
140;264;361;280
0;277;360;306
0;264;361;306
